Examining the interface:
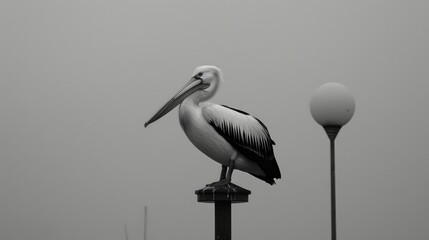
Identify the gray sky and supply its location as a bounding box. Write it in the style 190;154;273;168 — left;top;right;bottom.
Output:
1;0;429;239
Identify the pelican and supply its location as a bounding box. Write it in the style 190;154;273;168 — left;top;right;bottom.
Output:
145;66;281;185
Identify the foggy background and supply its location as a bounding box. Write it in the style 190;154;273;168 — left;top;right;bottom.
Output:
1;0;428;239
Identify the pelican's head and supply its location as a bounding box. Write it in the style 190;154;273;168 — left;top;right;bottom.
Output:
144;65;223;127
191;65;223;100
192;65;223;83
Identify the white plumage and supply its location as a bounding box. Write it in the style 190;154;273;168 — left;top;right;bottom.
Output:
145;66;281;185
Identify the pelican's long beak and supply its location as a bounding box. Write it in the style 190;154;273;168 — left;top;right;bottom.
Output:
144;77;209;128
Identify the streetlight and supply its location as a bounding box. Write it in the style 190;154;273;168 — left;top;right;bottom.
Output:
310;82;355;240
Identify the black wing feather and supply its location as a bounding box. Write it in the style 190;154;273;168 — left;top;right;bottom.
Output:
205;105;281;184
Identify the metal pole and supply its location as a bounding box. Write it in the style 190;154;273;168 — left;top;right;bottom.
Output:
144;206;147;240
324;126;340;240
330;139;337;240
124;225;128;240
196;182;250;240
215;201;231;240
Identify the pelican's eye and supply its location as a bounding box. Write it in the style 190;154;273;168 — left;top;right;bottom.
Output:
194;72;204;80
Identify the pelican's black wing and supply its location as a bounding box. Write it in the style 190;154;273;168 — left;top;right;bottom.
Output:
202;104;281;184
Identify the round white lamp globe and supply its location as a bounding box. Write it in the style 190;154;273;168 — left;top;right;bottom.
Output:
310;82;355;127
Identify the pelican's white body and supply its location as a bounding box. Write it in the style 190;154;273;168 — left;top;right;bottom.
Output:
145;66;280;184
179;99;266;177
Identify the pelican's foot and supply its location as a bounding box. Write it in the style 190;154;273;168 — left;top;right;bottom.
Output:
208;179;231;187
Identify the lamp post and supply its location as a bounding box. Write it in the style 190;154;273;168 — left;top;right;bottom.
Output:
310;82;355;240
